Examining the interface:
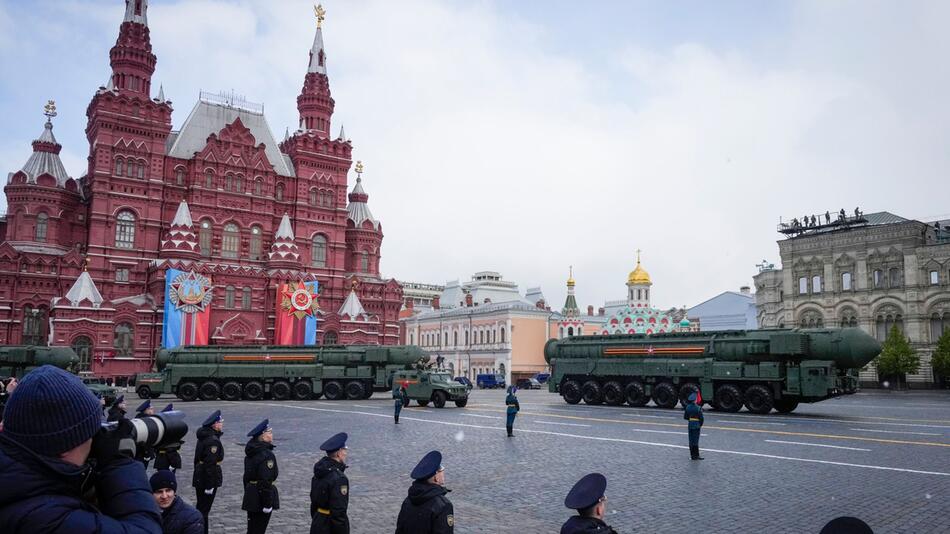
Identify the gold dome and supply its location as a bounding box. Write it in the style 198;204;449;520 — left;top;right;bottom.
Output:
627;251;652;285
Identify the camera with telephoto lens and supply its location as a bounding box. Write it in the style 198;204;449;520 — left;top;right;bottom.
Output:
96;410;188;458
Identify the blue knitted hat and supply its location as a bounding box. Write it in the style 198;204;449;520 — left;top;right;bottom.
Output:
2;365;102;457
150;469;177;492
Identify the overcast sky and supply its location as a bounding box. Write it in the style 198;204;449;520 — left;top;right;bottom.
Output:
1;0;947;311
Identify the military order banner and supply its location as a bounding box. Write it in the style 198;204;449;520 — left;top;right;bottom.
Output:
162;268;213;348
274;280;320;345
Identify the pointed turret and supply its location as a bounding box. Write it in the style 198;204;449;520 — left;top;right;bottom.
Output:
267;213;301;266
160;200;200;258
346;165;378;230
562;266;579;317
339;288;369;320
64;270;104;308
155;84;165;102
296;4;335;136
124;0;148;25
10;101;71;188
109;0;156;97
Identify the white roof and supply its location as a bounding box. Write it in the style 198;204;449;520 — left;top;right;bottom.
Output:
308;27;327;74
166;99;294;177
339;289;368;318
275;213;295;239
14;121;71;188
171;200;193;227
347;179;379;230
64;271;103;308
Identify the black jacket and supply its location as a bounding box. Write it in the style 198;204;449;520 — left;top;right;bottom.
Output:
560;516;618;534
153;442;182;471
394;481;453;534
191;427;223;488
310;456;349;534
161;496;204;534
241;439;279;512
0;432;162;534
107;405;126;423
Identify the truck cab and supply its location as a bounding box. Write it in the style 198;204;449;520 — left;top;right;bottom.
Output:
392;370;469;408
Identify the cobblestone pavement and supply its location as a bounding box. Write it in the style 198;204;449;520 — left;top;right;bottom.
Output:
151;388;950;533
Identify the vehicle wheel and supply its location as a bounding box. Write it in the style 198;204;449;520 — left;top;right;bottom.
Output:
454;398;468;408
774;398;799;414
344;381;365;400
293;380;313;400
744;384;774;414
581;381;603;405
222;381;242;401
271;380;292;401
199;382;220;401
624;381;648;406
178;382;199;402
652;382;678;409
244;381;264;401
433;391;447;408
418;400;429;407
324;381;344;401
561;380;582;404
713;384;743;412
679;382;700;407
136;386;151;400
602;381;624;406
363;384;374;399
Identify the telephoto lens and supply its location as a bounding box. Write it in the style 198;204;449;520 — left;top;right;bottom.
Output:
120;410;188;448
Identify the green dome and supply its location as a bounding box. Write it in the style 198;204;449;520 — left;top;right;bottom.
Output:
680;318;691;327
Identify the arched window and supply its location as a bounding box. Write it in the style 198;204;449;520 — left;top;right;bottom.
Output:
479;330;484;344
222;223;240;258
113;322;134;357
324;331;338;345
275;183;284;201
225;286;235;308
71;336;93;373
568;326;574;336
812;275;822;294
234;175;243;193
799;277;808;294
175;167;185;185
249;226;262;260
465;331;469;346
115;158;124;176
255;177;263;196
311;235;327;267
500;327;505;343
931;271;940;285
310;189;318;205
126;159;134;177
841;272;852;291
114;210;136;248
22;305;48;345
205;170;214;188
888;268;902;288
136;160;145;179
360;251;369;273
873;270;883;288
242;287;252;310
35;212;48;242
932;312;948;342
453;331;458;346
199;220;212;257
224;174;232;191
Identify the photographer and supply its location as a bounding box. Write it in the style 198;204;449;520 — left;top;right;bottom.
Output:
0;365;161;533
154;404;183;473
108;394;128;422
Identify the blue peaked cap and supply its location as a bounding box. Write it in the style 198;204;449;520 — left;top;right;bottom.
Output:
411;450;443;480
247;418;270;438
113;395;124;406
565;473;607;510
320;432;348;452
162;403;174;413
202;409;222;427
688;393;697;403
135;399;151;413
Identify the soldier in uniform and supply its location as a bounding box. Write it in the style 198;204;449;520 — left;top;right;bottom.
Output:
154;404;184;473
684;392;704;460
505;386;520;437
242;419;279;534
395;450;454;534
310;432;350;534
561;473;618;534
134;399;156;469
193;409;224;534
393;382;409;424
107;394;127;422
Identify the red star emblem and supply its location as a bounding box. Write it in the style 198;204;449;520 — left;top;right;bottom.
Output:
281;281;320;319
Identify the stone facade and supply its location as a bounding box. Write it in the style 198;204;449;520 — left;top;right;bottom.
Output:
0;2;402;378
754;211;950;386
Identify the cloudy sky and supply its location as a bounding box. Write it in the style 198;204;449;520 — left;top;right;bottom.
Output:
1;0;947;311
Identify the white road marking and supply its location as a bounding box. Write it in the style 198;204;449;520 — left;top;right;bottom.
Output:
849;428;941;436
531;421;591;428
765;440;871;452
460;413;502;419
719;420;787;426
351;404;380;409
262;403;950;477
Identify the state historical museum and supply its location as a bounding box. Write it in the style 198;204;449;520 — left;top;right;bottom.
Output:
0;1;403;378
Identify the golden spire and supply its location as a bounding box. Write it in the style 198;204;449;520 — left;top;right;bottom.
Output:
627;249;652;285
355;160;364;181
567;265;575;287
314;4;326;28
44;100;57;121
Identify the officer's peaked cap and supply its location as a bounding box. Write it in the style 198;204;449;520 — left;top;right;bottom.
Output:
114;394;125;406
565;472;607;510
687;393;697;403
320;432;348;453
161;403;174;412
135;399;151;413
202;409;222;427
411;450;443;480
247;418;270;438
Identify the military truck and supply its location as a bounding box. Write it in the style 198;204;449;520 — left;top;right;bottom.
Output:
545;328;880;414
391;369;470;408
0;345;118;402
135;344;432;401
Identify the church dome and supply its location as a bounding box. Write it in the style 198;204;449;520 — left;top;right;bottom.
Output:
627;254;651;285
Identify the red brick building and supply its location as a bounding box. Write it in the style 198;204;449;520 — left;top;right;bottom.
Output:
0;1;402;378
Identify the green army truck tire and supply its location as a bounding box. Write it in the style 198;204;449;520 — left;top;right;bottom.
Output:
324;381;344;400
624;381;648;406
432;391;447;408
272;380;292;401
652;382;678;409
774;398;799;414
178;382;199;402
199;381;220;401
714;384;743;413
344;381;365;400
678;383;700;407
293;380;313;400
744;384;774;414
137;385;152;400
602;381;624;406
581;381;603;405
454;398;468;408
244;381;264;401
417;400;429;407
222;381;242;401
561;380;582;404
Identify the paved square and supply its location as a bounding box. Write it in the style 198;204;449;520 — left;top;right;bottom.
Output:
155;388;950;533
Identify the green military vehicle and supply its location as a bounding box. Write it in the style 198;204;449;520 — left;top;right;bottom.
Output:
391;369;470;408
135;344;433;401
545;327;880;414
0;345;118;403
79;374;120;404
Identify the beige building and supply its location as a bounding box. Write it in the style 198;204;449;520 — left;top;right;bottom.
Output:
754;211;950;386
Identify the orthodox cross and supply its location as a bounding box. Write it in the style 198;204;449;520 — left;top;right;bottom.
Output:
44;100;57;121
314;4;326;28
355;160;364;180
636;248;642;263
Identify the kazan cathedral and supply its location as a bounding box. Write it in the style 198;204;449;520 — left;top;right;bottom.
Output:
0;1;402;378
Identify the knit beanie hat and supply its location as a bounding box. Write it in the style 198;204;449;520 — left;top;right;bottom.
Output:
150;469;177;492
2;365;103;457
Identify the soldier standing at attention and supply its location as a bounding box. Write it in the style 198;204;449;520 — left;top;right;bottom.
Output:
684;392;704;460
393;381;409;424
395;450;454;534
107;394;128;422
505;386;520;437
134;399;156;469
561;473;618;534
243;419;279;534
310;432;350;534
154;404;183;473
193;410;224;534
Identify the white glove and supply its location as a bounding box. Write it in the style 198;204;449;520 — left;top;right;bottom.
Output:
262;507;273;514
204;489;214;495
